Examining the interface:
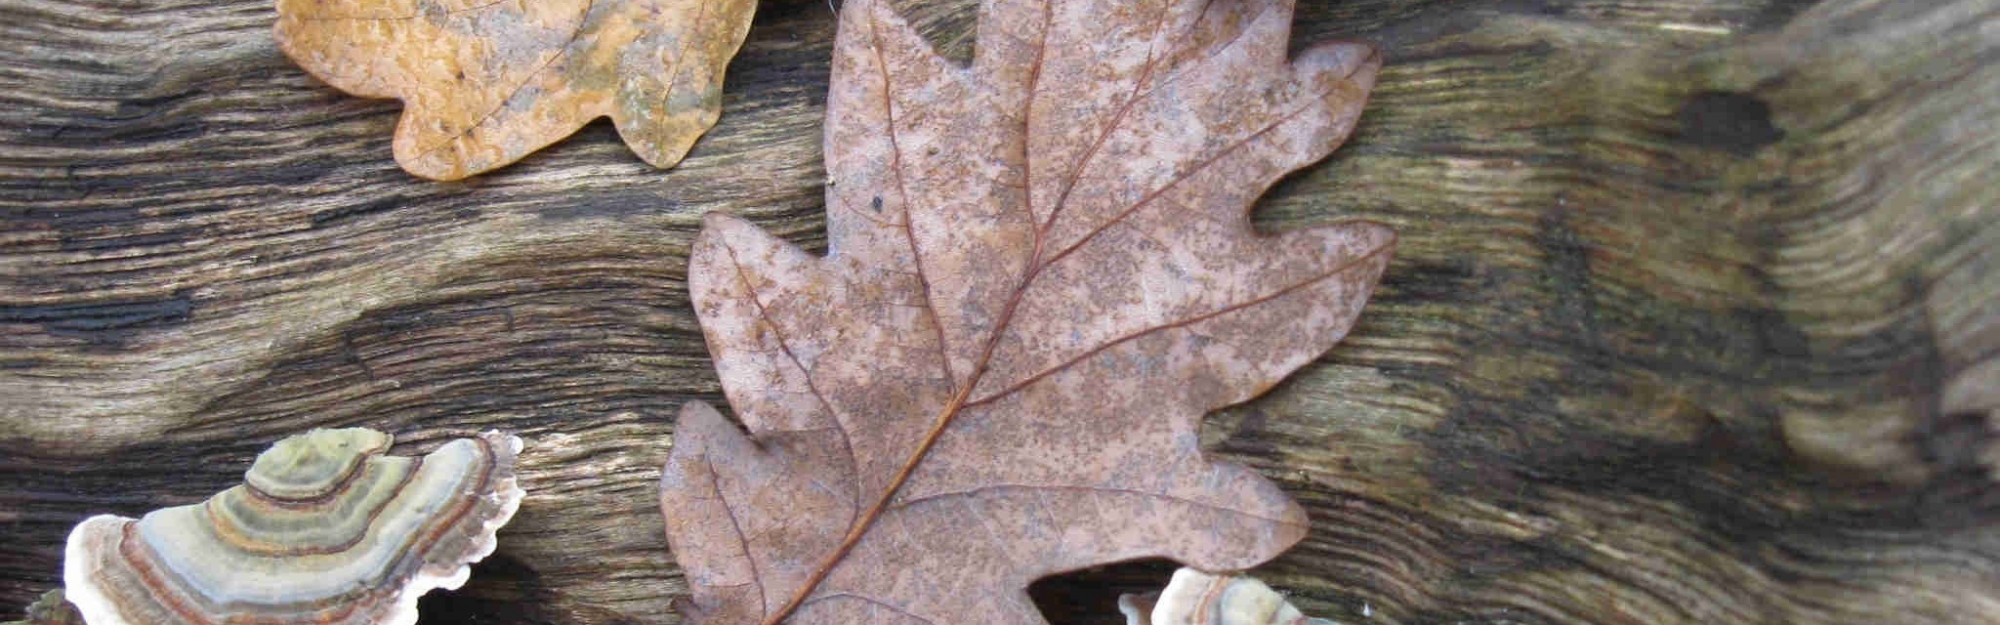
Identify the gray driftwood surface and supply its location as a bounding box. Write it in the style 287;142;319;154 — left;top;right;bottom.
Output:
3;0;1997;623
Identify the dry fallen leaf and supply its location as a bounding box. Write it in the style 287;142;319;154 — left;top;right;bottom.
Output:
659;0;1388;622
274;0;756;180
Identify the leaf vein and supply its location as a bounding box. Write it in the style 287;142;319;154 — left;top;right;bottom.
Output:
964;239;1392;408
703;454;771;619
890;483;1308;528
412;0;597;160
799;593;937;625
719;237;861;511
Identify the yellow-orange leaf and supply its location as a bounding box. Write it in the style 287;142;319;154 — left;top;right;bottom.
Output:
275;0;757;180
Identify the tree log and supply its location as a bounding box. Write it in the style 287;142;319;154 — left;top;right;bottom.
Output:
3;0;1996;623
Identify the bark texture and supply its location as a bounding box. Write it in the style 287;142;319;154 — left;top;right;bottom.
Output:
2;0;1996;623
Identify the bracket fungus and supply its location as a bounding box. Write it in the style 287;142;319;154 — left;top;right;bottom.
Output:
1119;568;1335;625
62;428;524;625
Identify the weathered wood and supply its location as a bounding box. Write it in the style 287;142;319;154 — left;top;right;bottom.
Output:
2;0;1996;623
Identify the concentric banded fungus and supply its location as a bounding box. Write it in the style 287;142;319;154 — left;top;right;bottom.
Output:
62;429;524;625
1119;568;1334;625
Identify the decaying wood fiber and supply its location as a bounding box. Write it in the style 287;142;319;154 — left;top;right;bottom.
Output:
2;0;1996;623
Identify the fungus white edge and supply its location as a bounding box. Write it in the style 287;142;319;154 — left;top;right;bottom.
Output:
383;432;525;625
1116;590;1157;625
1119;567;1340;625
63;515;130;625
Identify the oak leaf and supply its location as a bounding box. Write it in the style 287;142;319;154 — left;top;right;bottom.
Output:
659;0;1389;623
274;0;756;180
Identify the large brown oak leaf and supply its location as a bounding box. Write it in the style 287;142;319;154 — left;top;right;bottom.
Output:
659;0;1388;622
274;0;755;180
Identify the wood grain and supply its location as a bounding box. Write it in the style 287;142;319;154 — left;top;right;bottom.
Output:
3;0;1996;623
